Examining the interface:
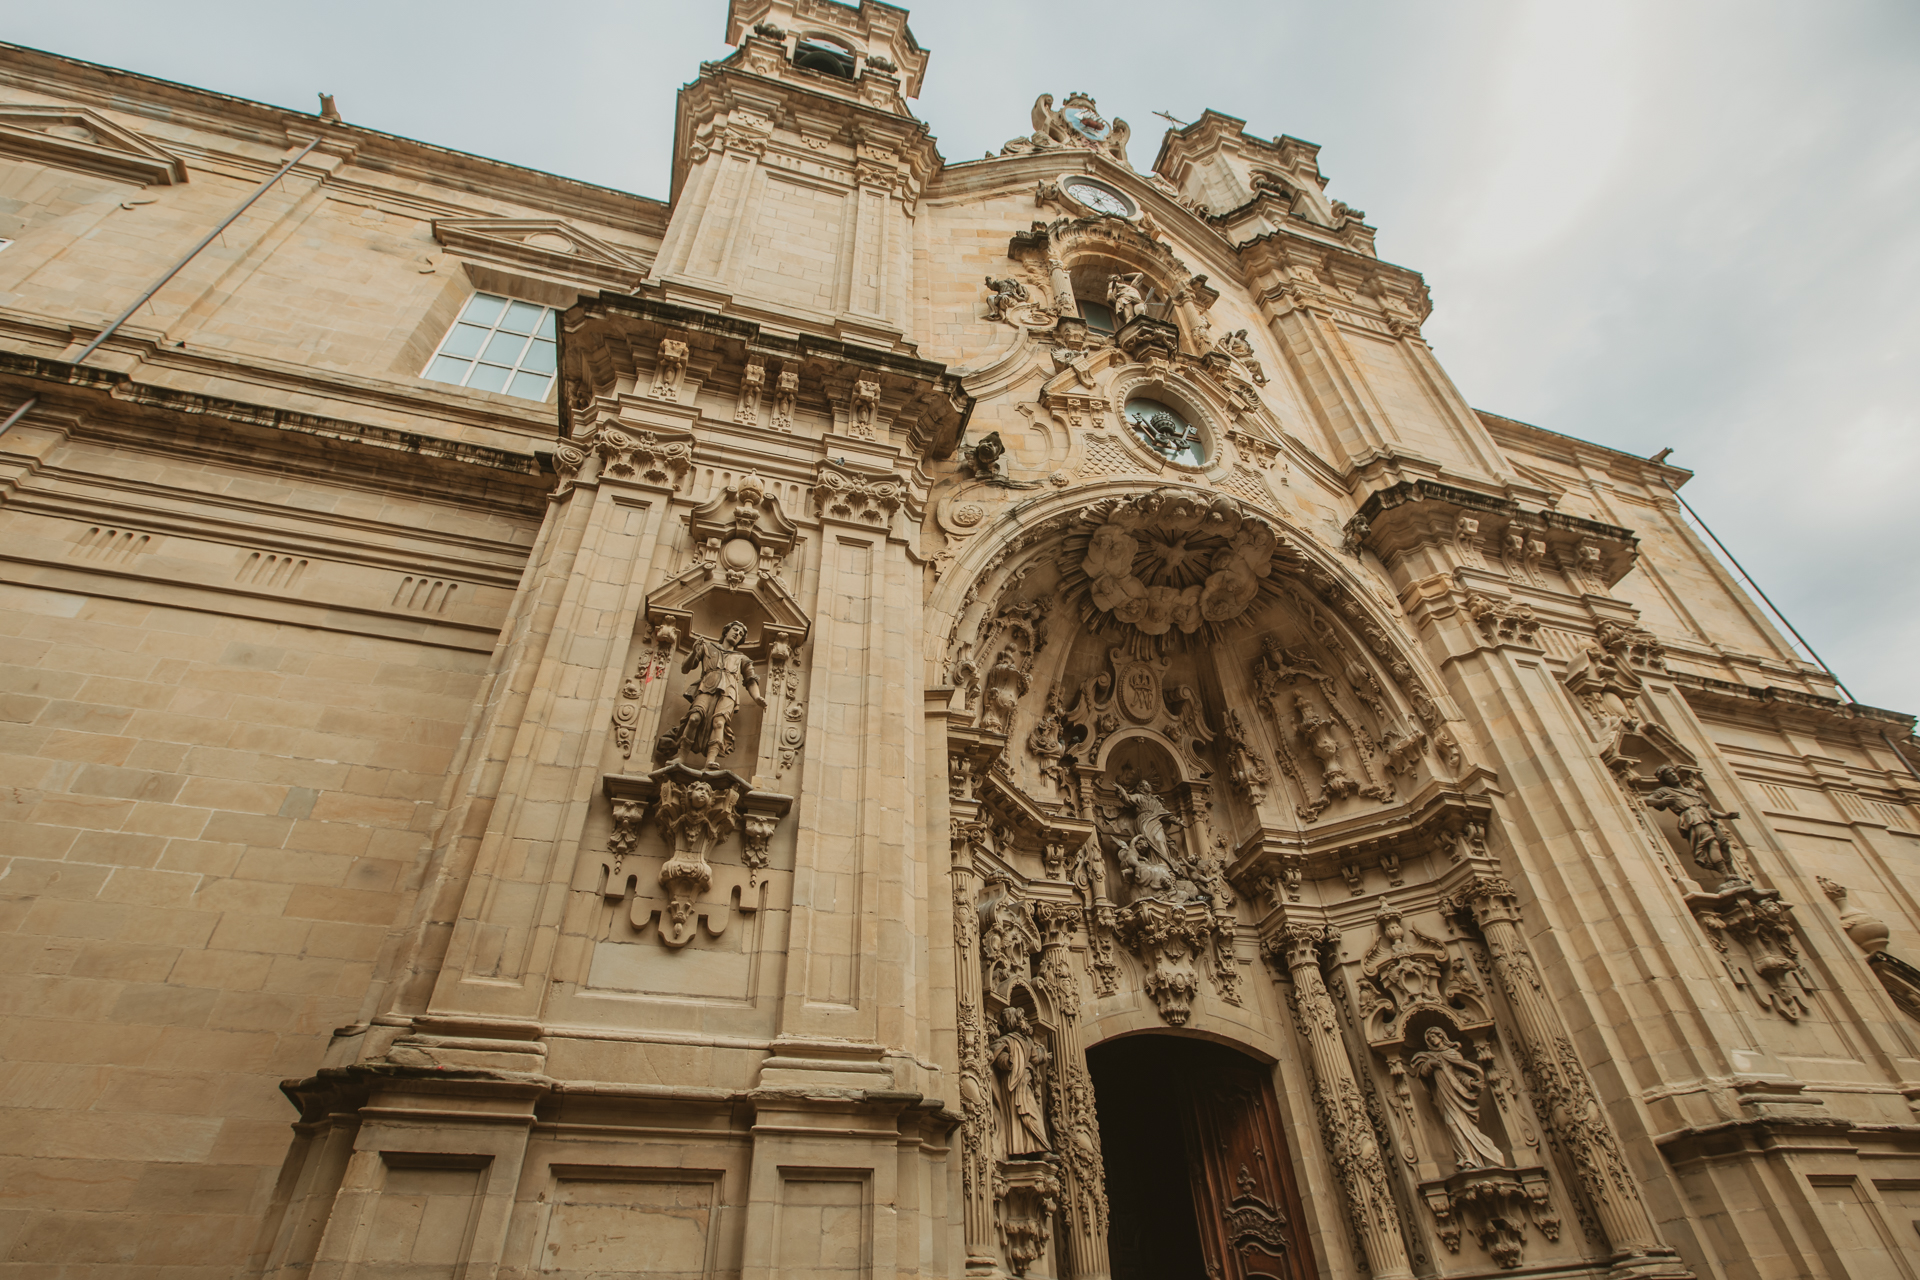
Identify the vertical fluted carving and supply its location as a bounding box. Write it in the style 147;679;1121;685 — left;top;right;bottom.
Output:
1269;924;1414;1280
1035;902;1111;1280
950;821;997;1268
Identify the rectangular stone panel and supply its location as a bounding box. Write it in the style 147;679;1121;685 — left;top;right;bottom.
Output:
540;1168;720;1280
773;1170;870;1280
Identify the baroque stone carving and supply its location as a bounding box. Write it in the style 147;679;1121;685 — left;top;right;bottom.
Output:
1465;592;1540;645
1442;875;1683;1269
1267;924;1413;1276
849;377;880;439
650;337;688;399
1221;707;1271;805
770;368;798;430
1411;1026;1507;1170
1692;885;1812;1021
1645;764;1744;890
990;1006;1051;1157
812;464;904;527
1066;490;1279;639
590;425;694;489
654;621;767;771
1001;92;1132;167
1819;876;1891;954
994;1159;1062;1278
652;777;737;946
733;359;764;424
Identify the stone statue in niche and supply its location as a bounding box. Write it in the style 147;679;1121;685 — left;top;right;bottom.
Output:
990;1006;1052;1157
1098;775;1218;908
1410;1027;1507;1170
659;621;766;770
1106;273;1147;326
1645;765;1743;889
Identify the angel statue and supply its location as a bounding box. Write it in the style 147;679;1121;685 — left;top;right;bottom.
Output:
652;777;740;946
665;621;766;771
1645;765;1742;888
1409;1026;1507;1170
1097;776;1210;906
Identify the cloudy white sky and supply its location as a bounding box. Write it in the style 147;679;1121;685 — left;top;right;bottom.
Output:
13;1;1919;717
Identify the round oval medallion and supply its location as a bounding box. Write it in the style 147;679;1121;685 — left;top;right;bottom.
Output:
720;537;758;570
952;502;985;527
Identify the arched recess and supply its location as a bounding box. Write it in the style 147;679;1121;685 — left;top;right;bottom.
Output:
1007;215;1219;350
932;480;1464;821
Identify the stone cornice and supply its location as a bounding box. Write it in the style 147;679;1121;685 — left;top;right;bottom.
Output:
669;61;941;208
1476;409;1696;492
0;349;546;494
0;42;669;238
560;293;973;459
1355;477;1640;588
1672;670;1916;742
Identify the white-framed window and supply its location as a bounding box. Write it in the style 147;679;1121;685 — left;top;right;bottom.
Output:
422;292;557;401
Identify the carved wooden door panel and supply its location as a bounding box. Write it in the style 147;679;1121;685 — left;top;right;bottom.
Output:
1177;1054;1315;1280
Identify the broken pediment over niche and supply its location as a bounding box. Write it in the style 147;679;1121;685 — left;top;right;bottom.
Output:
646;473;811;652
432;218;648;291
0;105;186;185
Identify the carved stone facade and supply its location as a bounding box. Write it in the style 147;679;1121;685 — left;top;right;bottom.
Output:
0;7;1917;1280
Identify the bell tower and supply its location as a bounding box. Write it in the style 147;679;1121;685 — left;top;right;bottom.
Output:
650;0;937;351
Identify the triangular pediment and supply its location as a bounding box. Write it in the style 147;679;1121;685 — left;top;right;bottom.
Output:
0;105;187;185
432;218;649;290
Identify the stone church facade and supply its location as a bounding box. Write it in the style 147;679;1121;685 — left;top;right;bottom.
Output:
3;2;1919;1278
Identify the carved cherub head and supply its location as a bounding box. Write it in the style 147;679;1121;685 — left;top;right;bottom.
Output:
684;781;714;810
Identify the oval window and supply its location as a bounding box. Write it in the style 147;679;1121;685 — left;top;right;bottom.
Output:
1125;397;1206;466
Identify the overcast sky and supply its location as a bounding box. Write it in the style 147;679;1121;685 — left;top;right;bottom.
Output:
12;1;1919;720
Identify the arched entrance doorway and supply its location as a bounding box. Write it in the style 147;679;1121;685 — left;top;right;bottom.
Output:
1088;1035;1315;1280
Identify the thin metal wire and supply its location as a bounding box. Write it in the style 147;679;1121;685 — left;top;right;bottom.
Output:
1664;476;1920;784
0;135;324;438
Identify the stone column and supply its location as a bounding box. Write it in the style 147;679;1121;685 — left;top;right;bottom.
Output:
949;820;998;1274
1270;923;1414;1280
1446;876;1691;1278
1035;902;1111;1280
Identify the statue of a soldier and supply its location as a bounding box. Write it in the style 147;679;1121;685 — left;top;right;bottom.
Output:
672;621;766;770
1646;764;1743;889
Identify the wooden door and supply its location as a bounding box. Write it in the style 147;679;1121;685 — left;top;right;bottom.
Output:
1177;1048;1316;1280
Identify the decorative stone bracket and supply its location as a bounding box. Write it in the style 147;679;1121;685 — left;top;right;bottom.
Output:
603;765;791;946
1113;898;1234;1025
1689;883;1813;1021
994;1157;1063;1278
1420;1165;1558;1269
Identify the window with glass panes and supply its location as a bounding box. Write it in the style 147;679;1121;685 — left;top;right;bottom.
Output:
423;293;558;400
